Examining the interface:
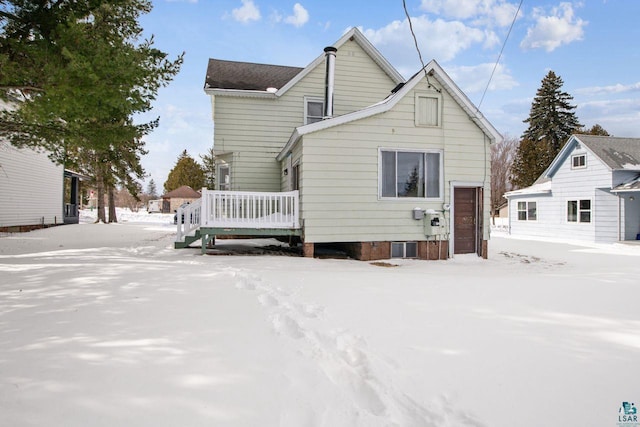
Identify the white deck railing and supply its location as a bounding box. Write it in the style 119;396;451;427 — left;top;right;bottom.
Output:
176;198;202;242
202;189;299;229
176;190;300;242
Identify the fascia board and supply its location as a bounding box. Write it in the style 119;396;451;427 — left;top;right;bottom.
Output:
426;60;502;144
204;87;277;99
276;28;404;97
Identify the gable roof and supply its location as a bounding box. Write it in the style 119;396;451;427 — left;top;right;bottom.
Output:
162;185;201;199
204;59;303;91
277;60;502;161
204;27;404;98
575;134;640;170
539;134;640;182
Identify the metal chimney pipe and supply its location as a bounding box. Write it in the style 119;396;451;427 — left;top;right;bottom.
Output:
323;46;337;119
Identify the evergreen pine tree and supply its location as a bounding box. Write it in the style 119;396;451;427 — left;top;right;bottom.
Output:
147;179;158;199
580;124;610;136
164;150;206;192
511;71;582;188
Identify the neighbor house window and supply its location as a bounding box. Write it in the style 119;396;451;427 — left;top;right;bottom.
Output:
572;154;586;169
517;201;537;221
380;149;442;199
305;97;324;124
391;242;418;258
567;199;591;223
415;93;441;127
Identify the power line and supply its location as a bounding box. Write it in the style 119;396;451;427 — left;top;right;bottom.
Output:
402;0;434;89
477;0;524;109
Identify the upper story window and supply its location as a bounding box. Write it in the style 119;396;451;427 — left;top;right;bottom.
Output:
571;154;586;169
304;97;324;124
415;93;441;127
379;149;442;199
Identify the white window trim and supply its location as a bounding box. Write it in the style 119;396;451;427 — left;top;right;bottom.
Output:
378;148;444;201
304;96;324;125
516;200;537;221
571;153;587;169
414;91;442;128
217;163;230;191
566;198;592;223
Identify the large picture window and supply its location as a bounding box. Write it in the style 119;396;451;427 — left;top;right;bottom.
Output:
380;149;442;199
567;199;591;223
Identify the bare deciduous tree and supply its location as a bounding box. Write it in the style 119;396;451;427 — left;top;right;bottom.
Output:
491;135;518;224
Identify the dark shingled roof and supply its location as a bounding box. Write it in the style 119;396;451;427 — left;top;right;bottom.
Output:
163;185;201;199
205;59;304;91
576;134;640;170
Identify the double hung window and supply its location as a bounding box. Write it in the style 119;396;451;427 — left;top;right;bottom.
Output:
571;154;586;169
305;97;324;124
517;201;537;221
567;199;591;223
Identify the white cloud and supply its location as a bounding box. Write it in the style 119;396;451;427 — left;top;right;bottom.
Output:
576;82;640;96
362;16;490;70
232;0;261;24
520;2;587;52
447;62;518;93
576;99;640;137
284;3;309;28
420;0;522;27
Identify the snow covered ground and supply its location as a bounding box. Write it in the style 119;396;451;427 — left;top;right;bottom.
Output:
1;209;639;427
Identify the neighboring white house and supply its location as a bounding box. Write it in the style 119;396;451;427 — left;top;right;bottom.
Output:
1;97;83;231
0;140;65;231
504;134;640;243
189;28;501;260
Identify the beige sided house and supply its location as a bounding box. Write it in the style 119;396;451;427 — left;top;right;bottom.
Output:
175;28;501;260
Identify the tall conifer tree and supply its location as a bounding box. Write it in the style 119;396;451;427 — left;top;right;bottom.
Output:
511;71;582;188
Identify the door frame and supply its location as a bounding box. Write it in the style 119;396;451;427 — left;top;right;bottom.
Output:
450;181;484;256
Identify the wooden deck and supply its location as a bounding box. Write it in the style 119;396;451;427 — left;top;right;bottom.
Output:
175;190;301;253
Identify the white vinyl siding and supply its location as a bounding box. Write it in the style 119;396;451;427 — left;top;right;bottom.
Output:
507;142;620;243
211;39;398;192
0;142;64;228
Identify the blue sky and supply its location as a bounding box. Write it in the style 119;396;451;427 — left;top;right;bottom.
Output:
137;0;640;190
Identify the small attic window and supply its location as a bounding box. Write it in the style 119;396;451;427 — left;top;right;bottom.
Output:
415;93;441;127
304;97;324;124
572;154;586;169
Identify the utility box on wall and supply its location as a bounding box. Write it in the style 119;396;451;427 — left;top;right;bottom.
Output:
424;211;444;236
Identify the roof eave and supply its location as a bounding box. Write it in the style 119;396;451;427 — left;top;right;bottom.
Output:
204;87;278;99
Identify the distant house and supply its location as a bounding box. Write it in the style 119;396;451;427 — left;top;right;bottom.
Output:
175;28;501;260
162;185;201;213
504;134;640;243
